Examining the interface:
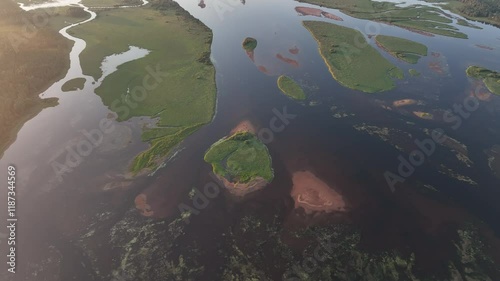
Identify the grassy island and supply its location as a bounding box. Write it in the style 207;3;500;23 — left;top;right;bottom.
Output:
303;21;403;93
61;78;87;92
242;37;258;52
375;35;428;64
409;69;421;76
71;0;217;174
466;66;500;95
277;75;306;100
204;132;274;184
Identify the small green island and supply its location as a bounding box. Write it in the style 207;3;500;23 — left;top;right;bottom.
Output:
466;66;500;95
456;18;482;29
61;77;87;92
303;21;403;93
204;131;273;196
242;37;258;52
409;69;421;76
277;75;306;100
375;35;428;64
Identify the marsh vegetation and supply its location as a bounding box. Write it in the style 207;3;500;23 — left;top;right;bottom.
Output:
375;35;428;64
70;0;217;173
303;21;404;93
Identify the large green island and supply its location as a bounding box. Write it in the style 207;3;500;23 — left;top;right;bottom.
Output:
303;21;403;93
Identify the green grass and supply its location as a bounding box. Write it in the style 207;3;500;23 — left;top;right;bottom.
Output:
204;132;274;184
376;35;428;64
131;124;203;174
141;127;182;142
297;0;468;38
242;37;257;52
409;69;421;76
61;78;86;92
466;66;500;95
303;21;403;93
277;75;306;100
456;18;482;29
71;1;217;174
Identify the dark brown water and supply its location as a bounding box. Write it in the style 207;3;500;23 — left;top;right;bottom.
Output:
2;0;500;280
